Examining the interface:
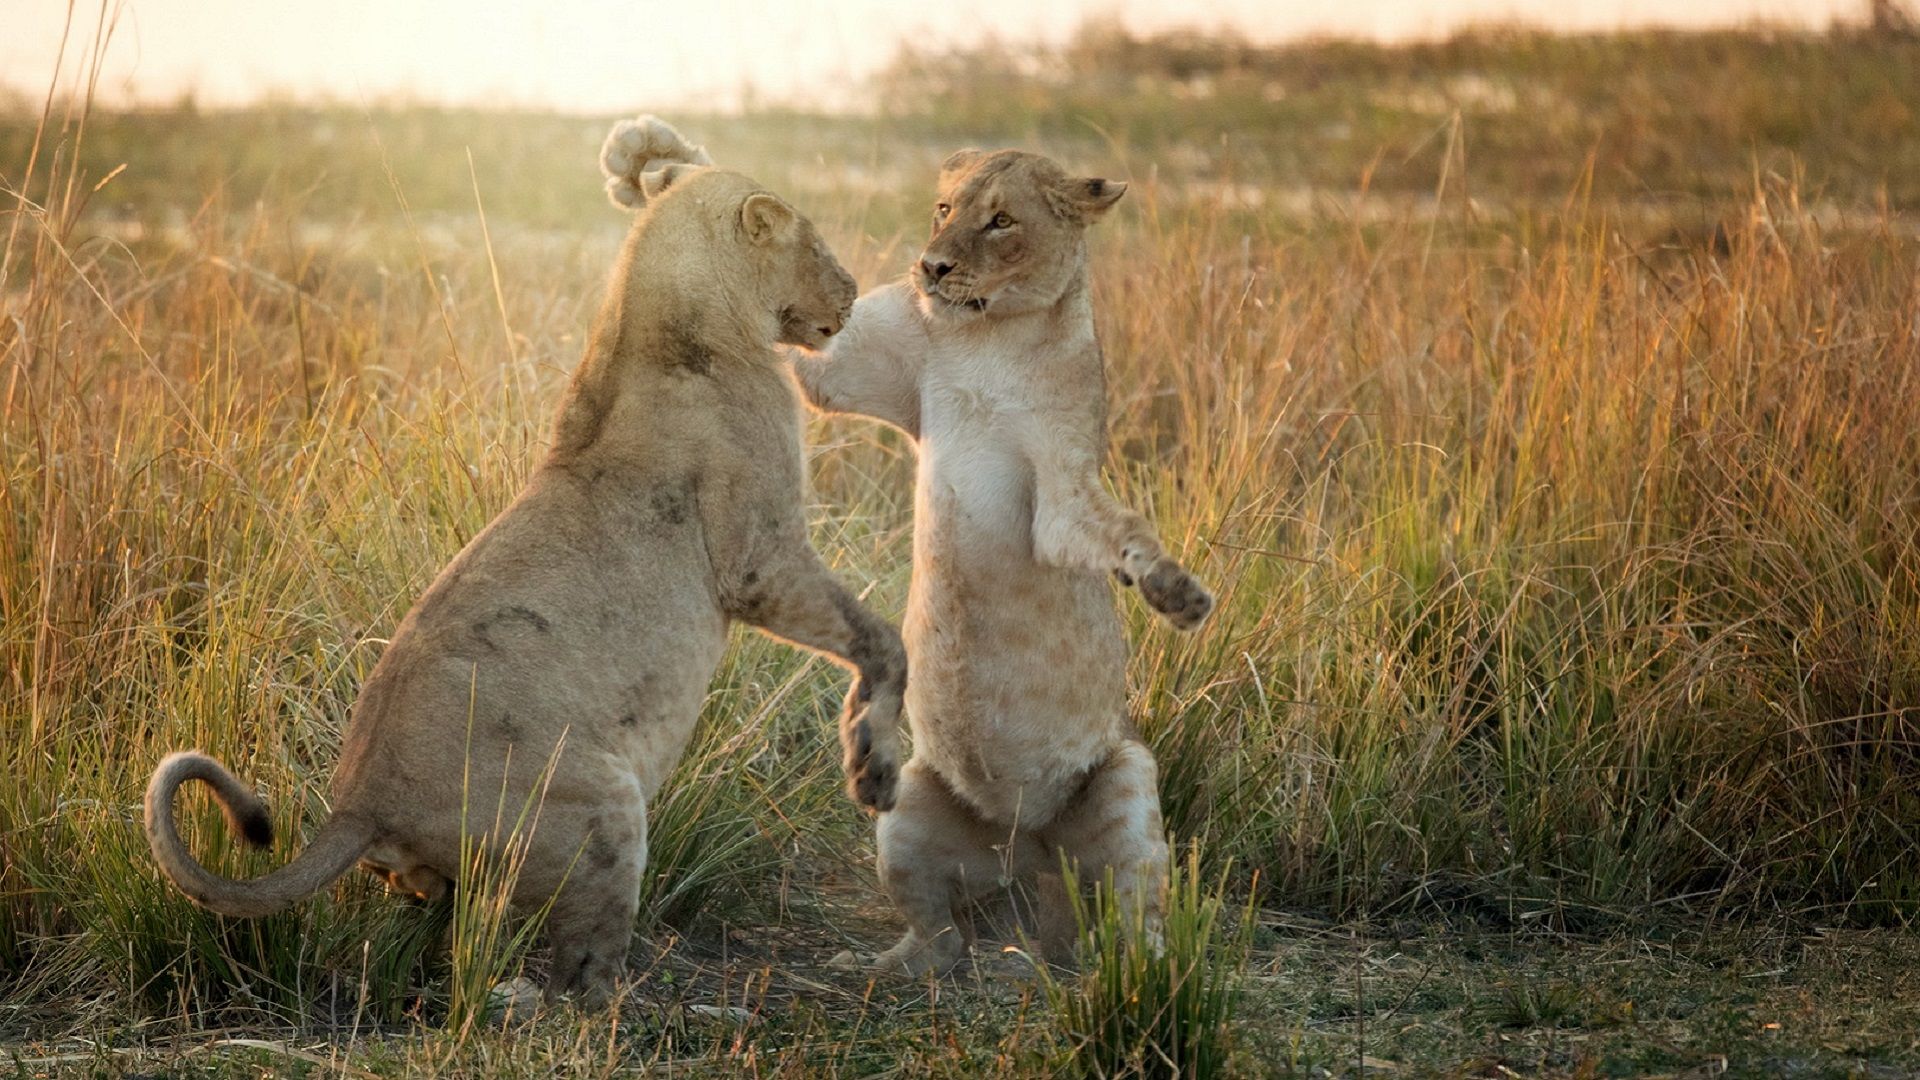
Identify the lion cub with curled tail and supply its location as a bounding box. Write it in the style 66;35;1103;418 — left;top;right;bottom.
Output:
791;149;1215;974
145;118;904;1007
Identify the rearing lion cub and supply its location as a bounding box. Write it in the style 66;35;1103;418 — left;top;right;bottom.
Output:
791;149;1215;973
145;118;904;1006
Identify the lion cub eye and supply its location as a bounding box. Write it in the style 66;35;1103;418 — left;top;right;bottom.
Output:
987;211;1015;230
935;203;952;219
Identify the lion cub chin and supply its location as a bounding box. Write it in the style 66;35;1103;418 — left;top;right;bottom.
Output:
789;147;1215;975
145;117;906;1009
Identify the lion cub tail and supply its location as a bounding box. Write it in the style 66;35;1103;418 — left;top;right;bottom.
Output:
600;115;713;210
144;751;372;918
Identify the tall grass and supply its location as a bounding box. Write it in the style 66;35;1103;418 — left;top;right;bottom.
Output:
1117;179;1920;922
4;12;1919;1054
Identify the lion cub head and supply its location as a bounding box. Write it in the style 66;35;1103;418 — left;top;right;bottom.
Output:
913;149;1127;320
601;116;855;350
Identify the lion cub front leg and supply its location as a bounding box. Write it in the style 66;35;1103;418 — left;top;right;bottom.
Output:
728;549;906;812
1032;466;1215;631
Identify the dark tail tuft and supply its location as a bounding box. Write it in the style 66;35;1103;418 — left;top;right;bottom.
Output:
239;805;274;848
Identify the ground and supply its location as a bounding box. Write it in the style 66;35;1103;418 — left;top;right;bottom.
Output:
15;910;1920;1075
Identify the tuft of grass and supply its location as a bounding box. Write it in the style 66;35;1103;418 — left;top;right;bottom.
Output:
1490;977;1586;1030
1040;854;1255;1080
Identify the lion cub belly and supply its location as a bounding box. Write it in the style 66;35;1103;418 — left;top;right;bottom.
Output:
904;373;1129;828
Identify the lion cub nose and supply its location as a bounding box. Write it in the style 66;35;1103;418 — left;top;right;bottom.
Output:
921;258;955;282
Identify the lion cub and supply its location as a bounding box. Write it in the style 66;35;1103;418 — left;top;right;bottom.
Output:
790;149;1214;973
146;119;904;1006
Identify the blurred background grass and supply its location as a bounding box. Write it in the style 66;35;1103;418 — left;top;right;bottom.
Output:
4;14;1920;1073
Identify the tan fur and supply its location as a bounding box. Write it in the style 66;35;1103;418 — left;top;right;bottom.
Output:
788;149;1213;973
145;121;905;1007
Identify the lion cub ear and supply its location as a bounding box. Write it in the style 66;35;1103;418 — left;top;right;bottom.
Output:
638;161;703;204
1047;176;1129;225
939;148;986;179
741;193;798;245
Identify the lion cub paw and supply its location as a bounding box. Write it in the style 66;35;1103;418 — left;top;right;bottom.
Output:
1138;558;1214;631
841;694;901;813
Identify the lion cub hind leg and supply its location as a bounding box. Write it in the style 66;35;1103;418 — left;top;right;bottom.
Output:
537;803;648;1009
1037;740;1171;954
871;761;1045;977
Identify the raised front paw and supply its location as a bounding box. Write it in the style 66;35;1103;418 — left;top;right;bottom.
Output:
841;689;901;813
1137;557;1214;631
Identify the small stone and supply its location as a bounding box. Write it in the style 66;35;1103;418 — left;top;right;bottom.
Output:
486;976;542;1023
689;1004;760;1026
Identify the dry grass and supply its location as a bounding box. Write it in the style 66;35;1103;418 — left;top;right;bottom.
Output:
4;15;1920;1078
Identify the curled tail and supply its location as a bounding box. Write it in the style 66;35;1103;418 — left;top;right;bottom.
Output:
599;115;713;210
144;751;371;918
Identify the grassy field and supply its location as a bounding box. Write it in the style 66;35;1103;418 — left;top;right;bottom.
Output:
5;20;1920;1078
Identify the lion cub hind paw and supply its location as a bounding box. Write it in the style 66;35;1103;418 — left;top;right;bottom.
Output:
1138;558;1215;631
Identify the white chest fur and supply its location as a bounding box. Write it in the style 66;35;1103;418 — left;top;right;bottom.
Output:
918;352;1037;534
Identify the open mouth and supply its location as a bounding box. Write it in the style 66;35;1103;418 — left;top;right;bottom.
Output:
917;282;990;313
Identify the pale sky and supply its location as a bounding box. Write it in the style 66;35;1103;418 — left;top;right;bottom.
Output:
3;0;1867;113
